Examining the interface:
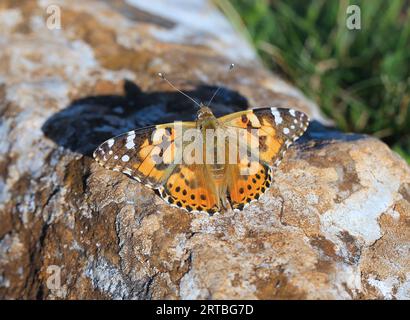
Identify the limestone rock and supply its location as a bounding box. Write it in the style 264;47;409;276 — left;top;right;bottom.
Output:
0;0;409;300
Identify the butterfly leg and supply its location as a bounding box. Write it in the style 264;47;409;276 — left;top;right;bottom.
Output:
220;191;232;213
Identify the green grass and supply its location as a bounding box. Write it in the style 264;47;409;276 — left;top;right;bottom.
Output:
218;0;410;162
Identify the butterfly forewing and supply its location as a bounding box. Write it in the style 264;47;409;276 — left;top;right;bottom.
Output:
219;107;309;168
93;122;195;188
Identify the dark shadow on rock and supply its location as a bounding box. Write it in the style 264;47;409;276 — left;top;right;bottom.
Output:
297;119;367;150
42;80;248;156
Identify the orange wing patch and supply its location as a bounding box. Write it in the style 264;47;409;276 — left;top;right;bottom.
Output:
257;118;283;165
223;111;262;129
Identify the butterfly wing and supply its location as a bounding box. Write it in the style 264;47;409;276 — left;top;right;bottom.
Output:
219;107;309;210
219;107;309;168
225;161;273;210
93;121;222;214
93;122;195;188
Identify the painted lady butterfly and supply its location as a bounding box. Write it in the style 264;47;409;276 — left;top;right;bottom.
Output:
93;70;309;215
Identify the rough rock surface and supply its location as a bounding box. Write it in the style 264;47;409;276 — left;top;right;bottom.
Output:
0;0;409;300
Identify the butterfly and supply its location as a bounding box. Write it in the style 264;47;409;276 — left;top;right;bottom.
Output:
93;106;309;215
93;70;309;215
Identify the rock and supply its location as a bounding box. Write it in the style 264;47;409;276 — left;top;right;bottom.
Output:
0;0;409;300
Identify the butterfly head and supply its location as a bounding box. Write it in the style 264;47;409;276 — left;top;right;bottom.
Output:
197;103;215;121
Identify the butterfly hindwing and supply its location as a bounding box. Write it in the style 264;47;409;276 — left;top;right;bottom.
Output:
157;164;221;215
226;161;273;210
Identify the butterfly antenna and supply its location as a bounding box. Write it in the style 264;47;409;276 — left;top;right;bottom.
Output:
206;63;235;107
158;72;201;108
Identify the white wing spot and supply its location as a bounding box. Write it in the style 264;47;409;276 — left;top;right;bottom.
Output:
126;132;136;149
289;109;296;116
271;108;283;125
107;139;114;148
122;155;130;162
283;127;290;134
114;155;118;160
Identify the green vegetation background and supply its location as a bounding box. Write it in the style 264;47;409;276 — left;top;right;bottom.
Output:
219;0;410;162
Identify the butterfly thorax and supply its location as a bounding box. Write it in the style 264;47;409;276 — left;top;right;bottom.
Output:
195;105;228;186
